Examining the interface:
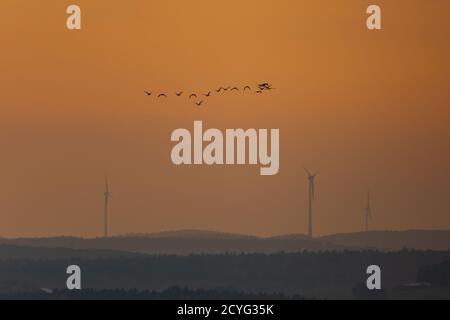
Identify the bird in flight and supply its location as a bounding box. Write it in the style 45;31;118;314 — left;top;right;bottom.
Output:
175;91;183;96
216;87;224;93
231;87;239;91
204;92;211;97
258;83;273;90
243;86;251;91
255;90;263;94
224;86;231;91
196;100;204;106
189;93;198;99
144;91;152;96
158;93;167;98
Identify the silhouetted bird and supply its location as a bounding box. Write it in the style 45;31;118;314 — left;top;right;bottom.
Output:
144;91;152;96
258;83;273;90
224;86;231;91
216;87;224;93
255;90;263;94
231;87;239;91
243;86;251;91
175;92;183;96
204;92;211;97
196;100;204;106
189;93;198;99
158;94;167;98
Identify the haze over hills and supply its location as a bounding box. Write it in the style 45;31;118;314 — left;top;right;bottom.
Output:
262;230;450;251
318;230;450;251
0;245;142;260
0;232;340;255
1;230;450;255
1;230;450;299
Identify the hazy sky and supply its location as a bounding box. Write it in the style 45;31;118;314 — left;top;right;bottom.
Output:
0;1;449;238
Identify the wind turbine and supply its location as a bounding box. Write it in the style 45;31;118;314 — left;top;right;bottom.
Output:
364;192;372;232
305;169;317;238
103;176;112;238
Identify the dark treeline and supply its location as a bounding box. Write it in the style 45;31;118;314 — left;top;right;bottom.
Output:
0;244;142;260
0;236;345;255
1;250;450;299
3;230;450;254
0;286;305;300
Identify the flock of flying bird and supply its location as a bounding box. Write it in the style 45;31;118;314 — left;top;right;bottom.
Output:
144;82;274;106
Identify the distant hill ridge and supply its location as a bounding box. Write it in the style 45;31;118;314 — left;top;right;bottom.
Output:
1;230;450;254
121;229;258;240
318;230;450;251
0;230;341;254
0;244;142;260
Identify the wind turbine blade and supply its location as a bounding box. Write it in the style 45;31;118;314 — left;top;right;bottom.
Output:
304;168;312;176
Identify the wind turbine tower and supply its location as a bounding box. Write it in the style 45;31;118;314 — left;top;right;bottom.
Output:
364;192;372;232
103;176;111;238
305;169;317;238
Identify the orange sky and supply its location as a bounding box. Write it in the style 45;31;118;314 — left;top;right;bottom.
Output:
0;0;449;238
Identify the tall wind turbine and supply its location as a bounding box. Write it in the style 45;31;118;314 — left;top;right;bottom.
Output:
364;192;372;232
103;176;111;238
305;169;317;238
